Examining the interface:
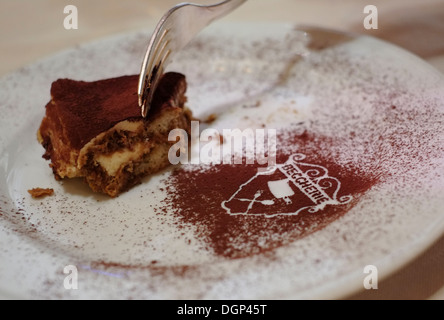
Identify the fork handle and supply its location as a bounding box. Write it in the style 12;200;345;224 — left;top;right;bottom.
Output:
200;0;247;24
172;0;247;48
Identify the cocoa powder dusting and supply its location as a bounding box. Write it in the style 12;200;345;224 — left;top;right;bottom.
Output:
162;129;380;259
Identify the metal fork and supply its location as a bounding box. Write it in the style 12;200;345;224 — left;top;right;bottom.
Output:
138;0;247;117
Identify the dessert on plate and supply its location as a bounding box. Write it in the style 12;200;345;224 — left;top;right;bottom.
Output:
37;72;192;197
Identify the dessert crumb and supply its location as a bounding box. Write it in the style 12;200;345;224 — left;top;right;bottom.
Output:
204;114;217;123
28;188;54;199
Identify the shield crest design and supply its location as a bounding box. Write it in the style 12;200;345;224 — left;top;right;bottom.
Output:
221;153;353;217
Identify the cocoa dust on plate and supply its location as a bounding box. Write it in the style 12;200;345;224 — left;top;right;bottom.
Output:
161;129;381;260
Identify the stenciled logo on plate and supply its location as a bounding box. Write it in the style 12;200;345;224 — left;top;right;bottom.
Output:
221;153;353;217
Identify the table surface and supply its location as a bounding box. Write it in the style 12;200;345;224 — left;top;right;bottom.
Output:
2;0;444;300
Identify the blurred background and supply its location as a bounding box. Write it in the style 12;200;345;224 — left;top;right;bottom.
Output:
2;0;443;76
1;0;444;300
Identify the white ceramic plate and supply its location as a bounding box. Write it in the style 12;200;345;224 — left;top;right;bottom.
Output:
1;22;443;300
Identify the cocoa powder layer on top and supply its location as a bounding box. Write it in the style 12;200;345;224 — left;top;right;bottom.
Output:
42;72;186;150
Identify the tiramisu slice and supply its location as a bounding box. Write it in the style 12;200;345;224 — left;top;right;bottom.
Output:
37;72;192;197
